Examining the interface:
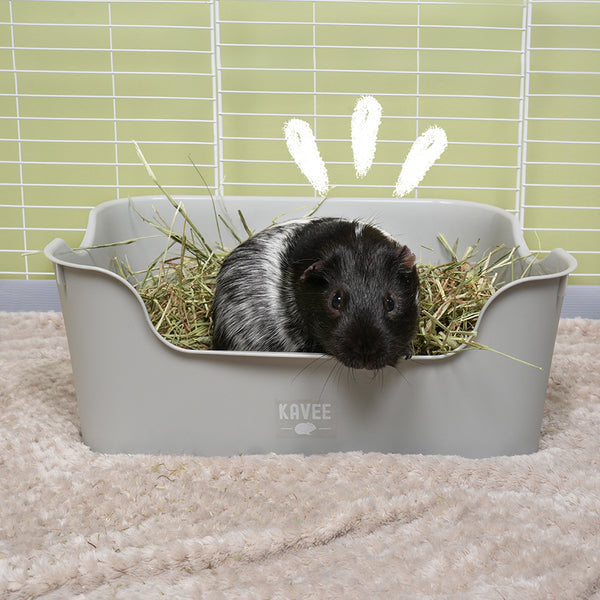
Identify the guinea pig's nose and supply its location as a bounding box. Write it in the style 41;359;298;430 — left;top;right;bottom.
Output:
342;327;389;370
340;353;384;370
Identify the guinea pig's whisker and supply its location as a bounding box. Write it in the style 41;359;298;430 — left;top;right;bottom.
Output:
292;353;330;382
368;368;382;383
356;367;385;389
389;361;410;384
318;357;343;402
347;368;359;384
373;368;386;391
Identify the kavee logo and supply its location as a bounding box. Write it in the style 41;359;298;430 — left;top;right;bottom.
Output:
277;399;336;438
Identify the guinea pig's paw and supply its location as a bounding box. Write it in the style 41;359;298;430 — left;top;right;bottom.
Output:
401;348;413;360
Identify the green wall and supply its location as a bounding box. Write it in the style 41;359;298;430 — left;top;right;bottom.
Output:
1;0;599;283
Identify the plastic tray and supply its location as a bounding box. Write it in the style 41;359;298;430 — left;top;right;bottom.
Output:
45;196;576;458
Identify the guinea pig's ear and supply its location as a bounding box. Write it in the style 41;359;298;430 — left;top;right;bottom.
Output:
397;245;416;270
300;260;325;281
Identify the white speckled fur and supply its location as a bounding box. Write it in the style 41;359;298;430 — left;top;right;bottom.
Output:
212;219;312;352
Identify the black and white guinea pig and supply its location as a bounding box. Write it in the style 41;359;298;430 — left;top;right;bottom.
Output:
211;217;420;371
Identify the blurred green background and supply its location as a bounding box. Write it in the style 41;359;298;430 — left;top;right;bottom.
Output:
1;0;599;283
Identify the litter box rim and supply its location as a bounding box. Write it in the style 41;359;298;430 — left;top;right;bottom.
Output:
44;196;577;364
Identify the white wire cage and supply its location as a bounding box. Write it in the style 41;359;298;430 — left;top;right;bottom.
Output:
1;0;599;282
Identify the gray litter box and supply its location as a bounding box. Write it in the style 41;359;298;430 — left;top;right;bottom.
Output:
45;196;576;458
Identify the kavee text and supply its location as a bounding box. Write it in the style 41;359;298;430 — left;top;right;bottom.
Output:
277;400;335;438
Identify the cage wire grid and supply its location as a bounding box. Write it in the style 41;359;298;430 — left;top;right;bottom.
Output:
0;0;598;283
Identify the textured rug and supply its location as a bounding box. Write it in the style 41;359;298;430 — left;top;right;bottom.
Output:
1;312;599;600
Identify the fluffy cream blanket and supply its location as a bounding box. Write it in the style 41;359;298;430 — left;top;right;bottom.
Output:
1;312;599;599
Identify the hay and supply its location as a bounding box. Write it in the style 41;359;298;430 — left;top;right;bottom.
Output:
117;227;521;356
412;235;518;356
117;249;222;351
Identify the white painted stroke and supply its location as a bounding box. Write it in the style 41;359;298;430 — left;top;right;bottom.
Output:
284;119;329;196
394;126;448;198
351;95;382;178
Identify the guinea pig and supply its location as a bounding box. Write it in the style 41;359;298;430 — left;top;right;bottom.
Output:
211;217;420;370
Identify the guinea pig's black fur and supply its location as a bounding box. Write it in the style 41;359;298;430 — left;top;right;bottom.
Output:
211;217;420;370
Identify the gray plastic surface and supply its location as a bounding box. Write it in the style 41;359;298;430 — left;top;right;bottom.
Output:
45;196;577;458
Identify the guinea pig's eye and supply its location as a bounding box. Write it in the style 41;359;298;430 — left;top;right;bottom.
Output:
384;294;396;312
330;291;342;311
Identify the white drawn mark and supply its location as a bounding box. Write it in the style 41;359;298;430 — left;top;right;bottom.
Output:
351;95;382;178
394;125;448;198
284;119;329;197
284;97;447;198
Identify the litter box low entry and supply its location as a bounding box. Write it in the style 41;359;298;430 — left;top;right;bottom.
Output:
45;196;576;459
